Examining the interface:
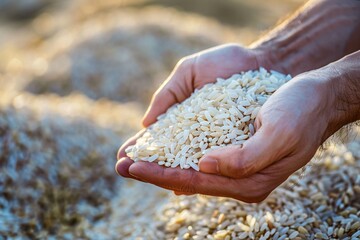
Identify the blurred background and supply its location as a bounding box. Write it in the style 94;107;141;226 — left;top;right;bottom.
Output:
0;0;306;104
0;0;308;238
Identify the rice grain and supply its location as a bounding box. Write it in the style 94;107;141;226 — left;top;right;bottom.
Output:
126;68;291;170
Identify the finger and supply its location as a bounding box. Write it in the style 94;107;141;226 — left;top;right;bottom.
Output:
142;59;193;127
115;157;146;183
198;127;288;179
128;162;257;202
116;129;146;181
115;157;134;178
117;129;146;160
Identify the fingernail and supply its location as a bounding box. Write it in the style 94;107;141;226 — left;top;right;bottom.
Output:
199;157;219;174
115;158;131;177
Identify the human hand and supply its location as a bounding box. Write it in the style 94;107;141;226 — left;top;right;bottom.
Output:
116;43;334;201
117;69;337;202
142;43;270;127
116;44;271;179
116;0;360;200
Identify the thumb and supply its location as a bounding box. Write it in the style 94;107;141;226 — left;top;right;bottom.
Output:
142;58;194;127
198;127;284;178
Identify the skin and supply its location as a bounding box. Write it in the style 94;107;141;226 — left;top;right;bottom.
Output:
116;0;360;202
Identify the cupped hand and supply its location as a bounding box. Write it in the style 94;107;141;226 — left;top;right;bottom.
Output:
142;44;267;127
116;44;339;202
116;44;269;179
117;68;335;202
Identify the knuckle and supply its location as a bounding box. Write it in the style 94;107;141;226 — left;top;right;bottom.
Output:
226;148;253;178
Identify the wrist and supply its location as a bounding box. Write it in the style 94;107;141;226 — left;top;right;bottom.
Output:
319;52;360;138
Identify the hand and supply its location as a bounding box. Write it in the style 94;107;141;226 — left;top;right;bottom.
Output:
143;44;268;127
117;46;338;202
117;70;336;202
116;44;270;179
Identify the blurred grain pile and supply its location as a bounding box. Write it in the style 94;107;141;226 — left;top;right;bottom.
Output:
2;0;360;239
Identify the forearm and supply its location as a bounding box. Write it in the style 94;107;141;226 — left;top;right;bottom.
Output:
251;0;360;76
311;50;360;140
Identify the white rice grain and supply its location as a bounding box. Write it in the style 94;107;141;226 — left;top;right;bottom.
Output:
126;69;291;170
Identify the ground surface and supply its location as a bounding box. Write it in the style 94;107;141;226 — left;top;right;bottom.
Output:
2;0;359;239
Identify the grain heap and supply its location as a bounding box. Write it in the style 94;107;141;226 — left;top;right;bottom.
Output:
112;127;360;239
126;68;291;170
0;89;143;238
24;8;222;104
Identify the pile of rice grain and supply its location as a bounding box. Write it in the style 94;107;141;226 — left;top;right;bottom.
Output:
126;68;291;170
114;128;360;239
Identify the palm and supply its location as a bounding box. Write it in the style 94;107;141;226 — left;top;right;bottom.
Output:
116;44;268;196
117;73;331;202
